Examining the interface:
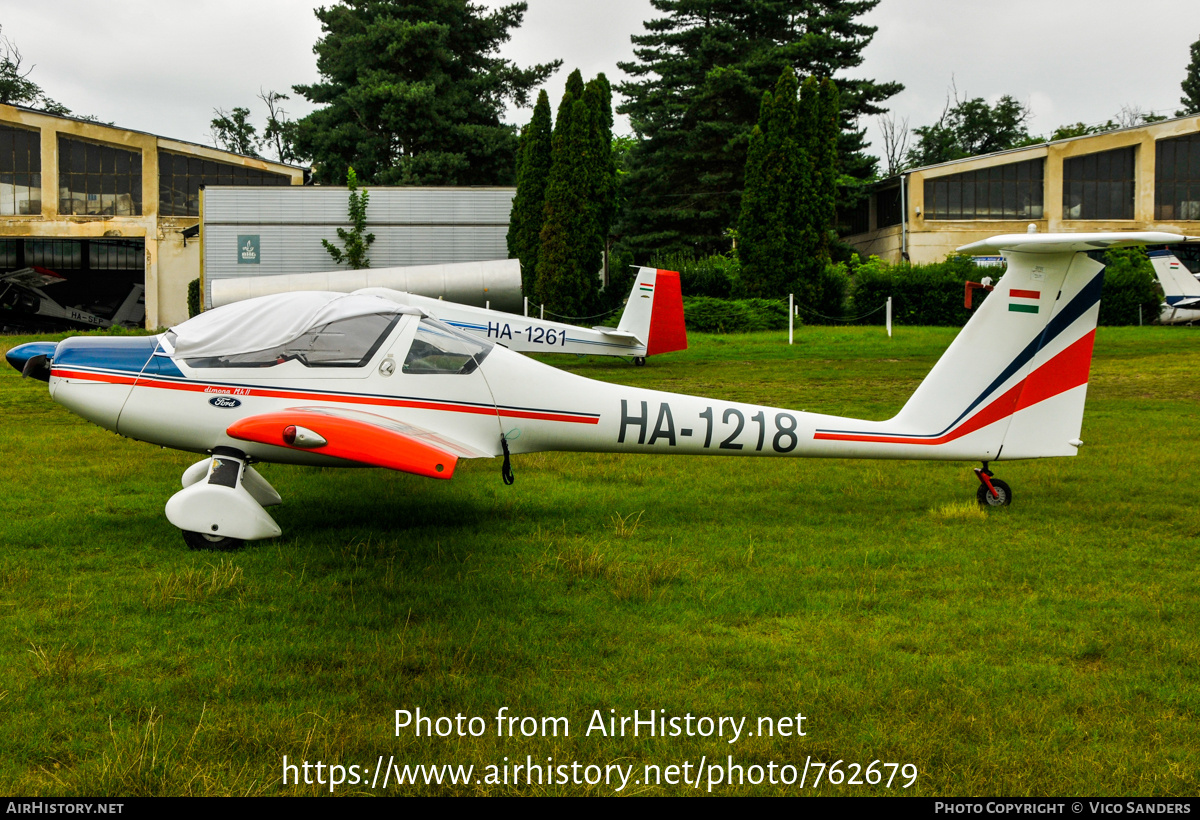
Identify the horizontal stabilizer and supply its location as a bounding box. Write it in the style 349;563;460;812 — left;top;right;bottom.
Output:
958;231;1193;255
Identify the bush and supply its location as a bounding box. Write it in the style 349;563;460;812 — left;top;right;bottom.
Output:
682;297;791;333
649;252;741;299
1096;247;1160;326
849;254;992;326
805;261;850;324
187;278;201;318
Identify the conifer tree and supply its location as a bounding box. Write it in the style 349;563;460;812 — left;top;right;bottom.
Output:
507;90;553;295
739;70;841;306
617;0;900;258
535;94;597;316
292;1;558;186
739;70;800;298
1179;35;1200;116
521;72;616;317
794;76;840;310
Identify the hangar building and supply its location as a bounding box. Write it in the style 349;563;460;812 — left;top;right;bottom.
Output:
0;104;304;329
844;115;1200;264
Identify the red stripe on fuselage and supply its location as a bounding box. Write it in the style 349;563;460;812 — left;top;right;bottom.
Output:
51;368;600;425
812;330;1095;446
1010;289;1041;299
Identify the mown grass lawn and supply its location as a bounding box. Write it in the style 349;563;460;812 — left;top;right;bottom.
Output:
0;325;1196;796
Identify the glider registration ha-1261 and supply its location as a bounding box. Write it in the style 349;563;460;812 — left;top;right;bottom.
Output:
6;231;1189;550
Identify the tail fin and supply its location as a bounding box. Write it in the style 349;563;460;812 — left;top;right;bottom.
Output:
616;268;688;356
885;233;1187;461
1148;249;1200;307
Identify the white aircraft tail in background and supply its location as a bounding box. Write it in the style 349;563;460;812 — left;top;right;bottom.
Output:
1148;248;1200;324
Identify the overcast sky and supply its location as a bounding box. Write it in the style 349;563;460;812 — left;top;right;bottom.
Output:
2;1;1197;164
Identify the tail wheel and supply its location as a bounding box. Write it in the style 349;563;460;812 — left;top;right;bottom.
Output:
633;356;646;367
182;530;245;551
976;478;1012;508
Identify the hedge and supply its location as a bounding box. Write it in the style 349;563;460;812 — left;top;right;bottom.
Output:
632;248;1162;331
682;297;790;333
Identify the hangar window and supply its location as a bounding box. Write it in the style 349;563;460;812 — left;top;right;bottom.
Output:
58;137;142;216
923;159;1044;220
1155;133;1200;220
842;195;870;235
0;124;41;215
26;239;83;269
158;151;292;217
1062;146;1135;220
876;185;903;228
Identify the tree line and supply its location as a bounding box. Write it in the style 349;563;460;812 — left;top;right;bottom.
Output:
4;4;1199;320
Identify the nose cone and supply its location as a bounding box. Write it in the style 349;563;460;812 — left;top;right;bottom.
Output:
5;341;58;380
45;335;160;433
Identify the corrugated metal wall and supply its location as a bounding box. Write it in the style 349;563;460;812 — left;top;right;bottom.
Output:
201;186;515;306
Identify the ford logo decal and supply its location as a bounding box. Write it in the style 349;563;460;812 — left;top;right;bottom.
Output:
209;396;242;409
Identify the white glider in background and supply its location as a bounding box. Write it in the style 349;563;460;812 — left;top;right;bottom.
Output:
1147;248;1200;325
357;266;688;364
7;231;1189;550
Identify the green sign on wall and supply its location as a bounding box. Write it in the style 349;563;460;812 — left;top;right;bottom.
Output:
237;235;260;264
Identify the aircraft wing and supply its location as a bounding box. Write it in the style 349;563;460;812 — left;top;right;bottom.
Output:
0;266;66;288
226;406;492;479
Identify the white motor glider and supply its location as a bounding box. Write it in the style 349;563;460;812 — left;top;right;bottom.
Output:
1148;248;1200;325
6;231;1188;550
357;266;688;364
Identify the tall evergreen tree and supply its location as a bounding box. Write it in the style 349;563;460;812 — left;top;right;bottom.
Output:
739;70;800;298
532;74;618;317
800;76;840;309
507;90;553;295
292;1;559;186
617;0;900;258
582;75;617;294
1179;35;1200;116
739;70;840;304
535;93;597;317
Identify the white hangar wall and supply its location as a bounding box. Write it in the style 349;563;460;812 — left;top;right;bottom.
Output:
201;186;516;308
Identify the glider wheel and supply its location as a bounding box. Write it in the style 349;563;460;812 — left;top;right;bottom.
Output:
633;356;646;367
182;530;245;552
976;478;1012;508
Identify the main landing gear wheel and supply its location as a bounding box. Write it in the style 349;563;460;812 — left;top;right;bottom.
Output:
976;478;1012;507
633;356;646;367
974;463;1012;508
182;530;245;552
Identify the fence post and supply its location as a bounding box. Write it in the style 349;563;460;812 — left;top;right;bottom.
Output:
524;297;528;317
789;293;794;345
886;296;892;338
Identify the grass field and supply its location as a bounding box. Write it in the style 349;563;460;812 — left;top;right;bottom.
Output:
0;325;1197;796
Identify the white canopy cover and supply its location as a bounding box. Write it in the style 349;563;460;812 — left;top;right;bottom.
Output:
169;291;421;359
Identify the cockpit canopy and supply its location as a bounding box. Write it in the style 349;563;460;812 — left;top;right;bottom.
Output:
167;291;492;372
